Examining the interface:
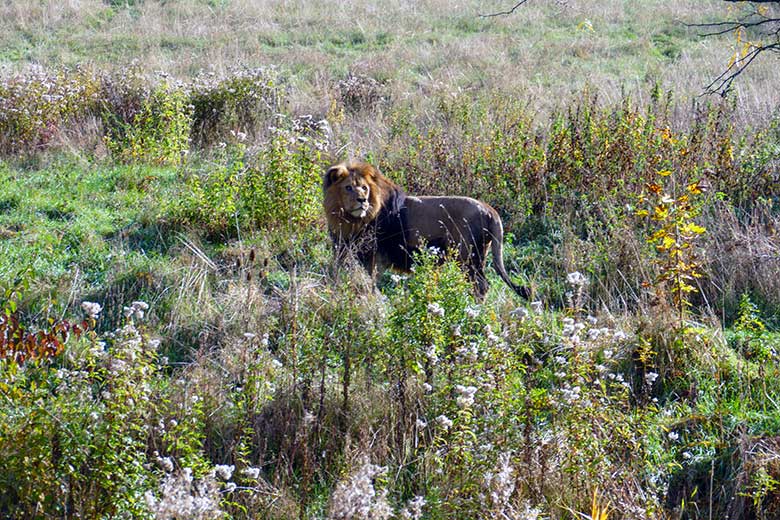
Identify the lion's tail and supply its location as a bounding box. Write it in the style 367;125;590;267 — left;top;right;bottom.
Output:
489;215;531;300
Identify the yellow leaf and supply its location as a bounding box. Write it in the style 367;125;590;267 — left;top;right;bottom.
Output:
682;223;706;235
654;205;669;220
650;231;667;244
687;182;702;194
657;169;672;177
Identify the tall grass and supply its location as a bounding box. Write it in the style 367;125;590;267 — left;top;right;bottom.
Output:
1;0;780;518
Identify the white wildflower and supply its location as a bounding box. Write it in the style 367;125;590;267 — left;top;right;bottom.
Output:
561;384;581;403
457;342;479;362
427;302;445;318
81;301;102;320
645;371;659;384
587;328;603;341
425;344;438;364
422;382;433;393
214;464;234;481
436;414;453;429
509;307;529;320
562;324;576;337
668;431;679;441
123;301;150;321
613;330;628;342
567;271;588;287
465;305;480;319
145;468;222;520
400;495;426;520
390;274;406;285
485;325;502;346
484;452;515;512
328;458;391;520
241;467;261;480
416;418;427;429
530;301;543;313
455;385;478;408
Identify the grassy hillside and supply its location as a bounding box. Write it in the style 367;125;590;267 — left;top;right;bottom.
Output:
1;0;780;518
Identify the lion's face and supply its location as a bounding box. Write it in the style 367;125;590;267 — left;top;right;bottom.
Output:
324;163;376;221
339;173;371;218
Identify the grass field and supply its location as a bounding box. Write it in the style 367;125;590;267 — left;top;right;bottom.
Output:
1;0;780;518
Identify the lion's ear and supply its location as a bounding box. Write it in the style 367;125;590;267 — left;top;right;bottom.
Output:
324;164;349;188
354;162;382;182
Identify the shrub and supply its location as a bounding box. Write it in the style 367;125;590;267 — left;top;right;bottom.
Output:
0;66;102;154
168;117;327;237
104;80;192;165
336;73;386;113
0;303;157;517
189;66;287;147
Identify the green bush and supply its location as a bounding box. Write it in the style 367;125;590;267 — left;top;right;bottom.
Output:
168;120;325;237
105;80;192;165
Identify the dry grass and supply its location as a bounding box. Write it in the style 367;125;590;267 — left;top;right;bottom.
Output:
2;0;778;120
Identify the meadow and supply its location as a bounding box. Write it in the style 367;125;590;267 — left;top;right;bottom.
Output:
1;0;780;518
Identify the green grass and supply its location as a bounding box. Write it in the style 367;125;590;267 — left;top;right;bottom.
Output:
0;159;179;307
1;0;779;517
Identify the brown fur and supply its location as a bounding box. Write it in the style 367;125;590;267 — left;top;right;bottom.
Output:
323;161;530;299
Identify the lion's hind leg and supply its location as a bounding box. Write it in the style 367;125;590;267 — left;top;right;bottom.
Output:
465;241;491;300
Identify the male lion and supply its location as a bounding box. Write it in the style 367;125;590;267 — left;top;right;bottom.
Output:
323;161;530;300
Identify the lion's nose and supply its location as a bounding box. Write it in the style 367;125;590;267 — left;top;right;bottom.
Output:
357;197;367;203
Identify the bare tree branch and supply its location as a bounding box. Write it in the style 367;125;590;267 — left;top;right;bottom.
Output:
482;0;779;95
702;42;780;96
479;0;531;18
689;1;780;95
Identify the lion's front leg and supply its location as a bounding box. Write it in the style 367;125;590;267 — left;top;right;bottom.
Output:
357;248;378;279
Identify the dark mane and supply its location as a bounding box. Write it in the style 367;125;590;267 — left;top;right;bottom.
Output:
373;186;412;271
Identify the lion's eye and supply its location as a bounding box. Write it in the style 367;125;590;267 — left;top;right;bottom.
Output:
345;185;353;192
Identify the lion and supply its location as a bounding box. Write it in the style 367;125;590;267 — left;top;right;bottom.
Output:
323;161;530;300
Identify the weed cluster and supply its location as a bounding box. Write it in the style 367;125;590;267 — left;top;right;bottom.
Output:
1;55;779;519
0;66;286;160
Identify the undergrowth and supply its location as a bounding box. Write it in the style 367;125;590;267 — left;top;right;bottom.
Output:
1;65;779;518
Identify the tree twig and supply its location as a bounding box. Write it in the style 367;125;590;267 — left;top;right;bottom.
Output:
479;0;531;18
